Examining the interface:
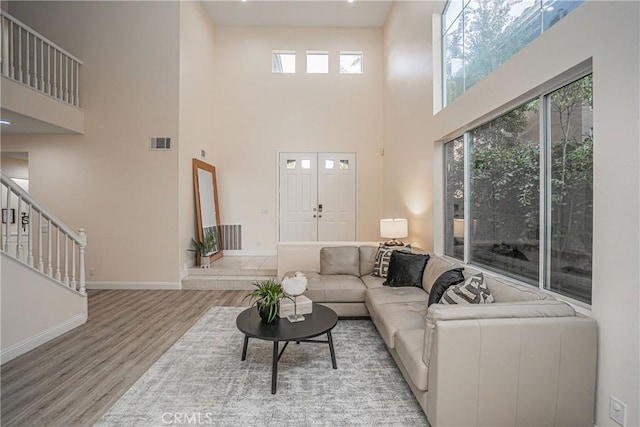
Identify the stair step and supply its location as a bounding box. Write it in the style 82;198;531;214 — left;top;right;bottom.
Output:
187;267;276;277
182;275;276;290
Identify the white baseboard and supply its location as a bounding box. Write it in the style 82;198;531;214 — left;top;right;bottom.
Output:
86;281;182;290
224;250;277;256
1;313;87;364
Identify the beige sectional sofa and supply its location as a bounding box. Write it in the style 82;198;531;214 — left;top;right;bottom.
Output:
278;242;598;426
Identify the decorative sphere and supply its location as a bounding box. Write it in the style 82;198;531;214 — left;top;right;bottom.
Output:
282;275;307;296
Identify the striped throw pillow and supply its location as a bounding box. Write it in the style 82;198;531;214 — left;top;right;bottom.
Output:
440;273;494;305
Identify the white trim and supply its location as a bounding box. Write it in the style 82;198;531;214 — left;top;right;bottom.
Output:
1;313;87;364
223;250;277;257
86;281;181;290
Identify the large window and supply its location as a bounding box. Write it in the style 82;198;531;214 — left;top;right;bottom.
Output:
444;74;593;304
442;0;584;106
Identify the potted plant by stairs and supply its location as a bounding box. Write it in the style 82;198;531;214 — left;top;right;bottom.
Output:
243;279;284;323
188;230;217;268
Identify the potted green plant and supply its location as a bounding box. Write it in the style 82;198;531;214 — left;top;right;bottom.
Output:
243;279;284;323
188;230;217;268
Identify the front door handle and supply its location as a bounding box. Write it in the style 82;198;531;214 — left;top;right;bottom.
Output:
318;204;323;212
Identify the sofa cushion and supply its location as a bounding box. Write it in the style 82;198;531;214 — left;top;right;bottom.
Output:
373;301;428;349
361;274;385;289
482;275;554;302
384;251;430;288
428;268;465;306
359;246;378;277
303;272;366;303
373;244;411;278
422;256;460;294
395;328;429;391
365;287;429;317
422;300;575;367
320;246;359;276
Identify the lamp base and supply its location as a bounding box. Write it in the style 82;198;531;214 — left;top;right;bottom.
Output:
287;314;305;323
384;239;405;247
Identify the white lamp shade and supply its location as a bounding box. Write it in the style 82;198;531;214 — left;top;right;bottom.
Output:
380;218;408;239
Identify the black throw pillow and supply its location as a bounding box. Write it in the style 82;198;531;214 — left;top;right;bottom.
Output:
383;251;430;288
428;268;465;306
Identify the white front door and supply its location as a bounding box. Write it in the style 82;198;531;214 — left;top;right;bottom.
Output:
317;153;356;241
279;153;318;241
279;152;356;242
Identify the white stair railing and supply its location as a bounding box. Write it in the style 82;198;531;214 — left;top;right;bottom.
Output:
1;173;86;294
0;10;82;107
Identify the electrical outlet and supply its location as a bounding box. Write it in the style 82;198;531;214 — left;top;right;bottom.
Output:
610;396;626;426
89;268;95;277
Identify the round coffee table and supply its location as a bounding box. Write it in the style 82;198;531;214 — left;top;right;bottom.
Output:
236;303;338;394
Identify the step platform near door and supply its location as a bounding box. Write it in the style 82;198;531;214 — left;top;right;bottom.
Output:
182;256;277;290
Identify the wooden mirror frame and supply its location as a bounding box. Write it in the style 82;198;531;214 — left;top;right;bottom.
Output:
193;158;223;263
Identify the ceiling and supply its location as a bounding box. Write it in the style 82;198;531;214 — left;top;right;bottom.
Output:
0;109;75;135
202;0;394;28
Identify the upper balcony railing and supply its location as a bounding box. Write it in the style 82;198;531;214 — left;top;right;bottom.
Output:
0;11;82;108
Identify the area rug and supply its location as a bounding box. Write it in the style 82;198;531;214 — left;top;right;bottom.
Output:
96;306;428;426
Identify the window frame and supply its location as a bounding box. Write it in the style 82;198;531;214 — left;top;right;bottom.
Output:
442;70;593;308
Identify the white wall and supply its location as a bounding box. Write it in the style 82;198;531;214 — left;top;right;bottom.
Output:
383;2;640;426
212;27;384;253
2;1;182;286
178;1;217;275
383;1;437;251
1;253;87;363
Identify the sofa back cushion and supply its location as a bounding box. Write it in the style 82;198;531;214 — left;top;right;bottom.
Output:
320;246;360;276
483;275;554;302
359;245;378;277
422;256;460;294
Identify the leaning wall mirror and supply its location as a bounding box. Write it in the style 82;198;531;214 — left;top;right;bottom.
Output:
193;158;223;264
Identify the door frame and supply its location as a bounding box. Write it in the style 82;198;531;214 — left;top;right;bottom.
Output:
276;151;358;242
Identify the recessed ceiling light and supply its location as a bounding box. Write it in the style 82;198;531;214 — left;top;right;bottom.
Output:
347;0;355;3
0;120;11;125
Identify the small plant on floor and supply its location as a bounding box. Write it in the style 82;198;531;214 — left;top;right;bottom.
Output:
188;229;218;256
243;279;284;323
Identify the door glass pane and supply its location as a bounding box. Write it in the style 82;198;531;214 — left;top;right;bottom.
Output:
339;160;349;170
325;159;335;169
445;137;465;259
548;75;593;304
301;159;311;169
469;100;540;284
286;160;296;169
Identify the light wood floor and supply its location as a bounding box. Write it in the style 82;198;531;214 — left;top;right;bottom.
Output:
0;289;250;427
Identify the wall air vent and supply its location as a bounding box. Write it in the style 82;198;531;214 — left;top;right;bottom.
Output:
150;137;171;151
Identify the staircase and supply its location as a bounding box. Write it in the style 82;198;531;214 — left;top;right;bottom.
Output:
182;256;277;290
1;172;88;363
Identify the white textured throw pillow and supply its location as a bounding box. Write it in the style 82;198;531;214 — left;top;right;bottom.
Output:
440;273;494;305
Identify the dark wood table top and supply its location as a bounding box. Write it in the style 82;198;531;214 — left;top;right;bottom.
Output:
236;303;337;342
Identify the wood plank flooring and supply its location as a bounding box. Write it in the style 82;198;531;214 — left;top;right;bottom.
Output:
0;289;250;427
